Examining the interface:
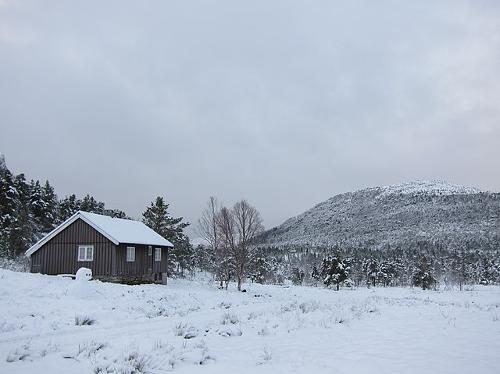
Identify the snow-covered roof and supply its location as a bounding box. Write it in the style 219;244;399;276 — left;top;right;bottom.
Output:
26;211;173;257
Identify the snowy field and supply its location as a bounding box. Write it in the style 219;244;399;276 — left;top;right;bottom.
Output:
0;269;499;374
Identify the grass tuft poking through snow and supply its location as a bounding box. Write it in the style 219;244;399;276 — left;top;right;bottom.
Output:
75;315;96;326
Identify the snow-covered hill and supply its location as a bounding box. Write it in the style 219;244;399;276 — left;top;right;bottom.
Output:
0;269;500;373
257;181;500;250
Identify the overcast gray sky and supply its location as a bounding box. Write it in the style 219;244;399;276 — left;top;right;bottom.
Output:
1;0;499;232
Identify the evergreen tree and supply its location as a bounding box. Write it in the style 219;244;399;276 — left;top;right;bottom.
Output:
412;256;436;290
363;258;379;287
311;265;321;286
0;158;18;257
80;194;105;214
291;267;305;285
248;251;273;284
40;180;58;231
142;196;191;276
322;257;350;290
29;180;44;234
58;194;81;221
105;209;128;219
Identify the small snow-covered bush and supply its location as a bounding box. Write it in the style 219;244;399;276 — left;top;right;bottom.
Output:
93;350;153;374
257;326;270;336
6;342;31;362
221;311;239;325
77;341;107;358
0;256;29;272
184;327;198;339
173;322;198;339
174;322;188;336
258;346;272;365
75;315;96;326
298;301;319;313
123;351;152;373
218;326;242;337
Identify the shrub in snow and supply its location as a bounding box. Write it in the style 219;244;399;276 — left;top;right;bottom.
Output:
298;301;319;313
0;256;29;272
183;327;199;339
174;322;188;336
93;350;153;374
257;326;270;336
122;351;153;373
5;342;31;362
173;322;198;339
76;267;92;281
217;326;242;337
75;315;96;326
76;341;106;358
221;311;239;325
258;346;272;364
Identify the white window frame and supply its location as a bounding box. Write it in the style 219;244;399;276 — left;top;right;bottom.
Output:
78;245;94;262
155;248;161;262
126;246;135;262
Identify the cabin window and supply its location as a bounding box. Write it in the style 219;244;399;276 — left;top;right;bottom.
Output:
126;246;135;262
155;248;161;262
78;245;94;261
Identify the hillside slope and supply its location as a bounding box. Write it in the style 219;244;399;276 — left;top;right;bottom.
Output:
258;181;500;250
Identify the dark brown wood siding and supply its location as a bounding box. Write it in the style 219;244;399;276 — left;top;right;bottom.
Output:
115;244;169;276
30;219;116;276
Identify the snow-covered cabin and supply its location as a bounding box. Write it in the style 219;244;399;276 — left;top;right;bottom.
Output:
25;211;173;283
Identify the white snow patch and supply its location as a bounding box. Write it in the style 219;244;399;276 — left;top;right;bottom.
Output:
0;269;499;373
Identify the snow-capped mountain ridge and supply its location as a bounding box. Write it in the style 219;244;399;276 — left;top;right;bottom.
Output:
368;180;482;197
257;181;499;251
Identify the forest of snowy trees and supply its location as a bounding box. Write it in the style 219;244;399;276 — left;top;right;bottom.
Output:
0;154;192;275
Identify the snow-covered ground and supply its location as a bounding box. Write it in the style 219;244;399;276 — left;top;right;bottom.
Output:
0;269;499;374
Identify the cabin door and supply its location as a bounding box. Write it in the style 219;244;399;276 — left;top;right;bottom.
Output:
147;246;153;273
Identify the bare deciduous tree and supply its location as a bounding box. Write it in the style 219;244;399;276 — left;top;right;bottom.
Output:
197;197;226;286
198;197;264;291
217;200;264;291
197;196;220;252
216;206;237;289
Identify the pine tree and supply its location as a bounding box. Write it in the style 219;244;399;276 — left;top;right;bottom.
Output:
412;256;436;290
291;267;305;285
248;251;273;284
80;194;105;214
363;258;379;287
40;180;58;231
29;180;44;235
142;196;191;276
311;265;321;286
9;174;37;256
58;194;81;221
322;257;350;290
0;158;19;257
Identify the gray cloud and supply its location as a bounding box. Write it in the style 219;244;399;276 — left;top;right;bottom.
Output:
1;0;499;231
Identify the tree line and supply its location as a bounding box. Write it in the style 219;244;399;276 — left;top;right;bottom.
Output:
252;243;500;290
2;154;499;290
0;155;192;273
